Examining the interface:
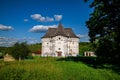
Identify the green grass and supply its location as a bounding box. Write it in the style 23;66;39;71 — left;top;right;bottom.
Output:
0;58;120;80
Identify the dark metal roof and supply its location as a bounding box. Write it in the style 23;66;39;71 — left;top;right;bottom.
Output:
42;23;79;38
42;28;56;38
65;28;79;38
54;23;68;37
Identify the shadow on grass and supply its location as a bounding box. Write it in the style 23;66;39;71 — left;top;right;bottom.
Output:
57;56;120;74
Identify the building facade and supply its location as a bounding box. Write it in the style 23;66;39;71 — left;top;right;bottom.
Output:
41;23;79;57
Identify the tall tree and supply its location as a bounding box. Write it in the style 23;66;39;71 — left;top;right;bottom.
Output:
9;42;30;60
85;0;120;64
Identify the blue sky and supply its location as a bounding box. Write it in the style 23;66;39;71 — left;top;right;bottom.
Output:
0;0;93;46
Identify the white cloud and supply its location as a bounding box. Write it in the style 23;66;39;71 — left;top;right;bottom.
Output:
29;25;57;33
31;14;45;22
54;15;62;21
30;14;52;22
30;14;63;22
0;24;14;31
46;17;54;22
24;19;29;22
31;14;42;20
38;16;45;22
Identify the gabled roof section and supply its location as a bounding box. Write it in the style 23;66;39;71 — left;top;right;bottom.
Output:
42;23;79;38
42;28;56;38
65;28;79;38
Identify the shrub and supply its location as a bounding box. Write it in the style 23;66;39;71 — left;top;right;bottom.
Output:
9;42;30;60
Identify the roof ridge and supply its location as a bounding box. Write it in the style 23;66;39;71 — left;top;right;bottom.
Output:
42;23;79;38
53;23;67;37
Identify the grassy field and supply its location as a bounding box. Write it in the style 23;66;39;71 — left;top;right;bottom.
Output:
0;58;120;80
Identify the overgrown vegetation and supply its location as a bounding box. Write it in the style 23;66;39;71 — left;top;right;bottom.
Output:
79;42;94;56
0;58;120;80
0;47;10;58
8;42;30;60
0;42;119;79
85;0;120;65
0;42;42;59
28;43;41;52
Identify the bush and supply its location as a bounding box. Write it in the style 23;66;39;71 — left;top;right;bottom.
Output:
9;42;30;60
0;52;4;58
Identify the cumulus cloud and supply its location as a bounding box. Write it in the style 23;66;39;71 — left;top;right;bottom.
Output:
54;15;62;21
31;14;44;22
29;25;57;33
0;24;14;31
31;14;41;19
31;14;53;22
46;17;54;22
30;14;62;22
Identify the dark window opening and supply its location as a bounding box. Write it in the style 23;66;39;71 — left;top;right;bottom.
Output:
58;48;61;50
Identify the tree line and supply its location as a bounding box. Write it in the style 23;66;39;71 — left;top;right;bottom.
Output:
0;42;92;59
0;42;41;60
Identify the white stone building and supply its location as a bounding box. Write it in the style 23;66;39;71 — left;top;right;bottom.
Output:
41;23;79;57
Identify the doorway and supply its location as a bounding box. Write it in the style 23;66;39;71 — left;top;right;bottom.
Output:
57;51;62;56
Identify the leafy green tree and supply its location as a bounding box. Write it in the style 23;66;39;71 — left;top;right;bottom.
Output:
9;42;30;60
85;0;120;64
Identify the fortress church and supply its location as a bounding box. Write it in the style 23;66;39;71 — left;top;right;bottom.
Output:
41;23;79;57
